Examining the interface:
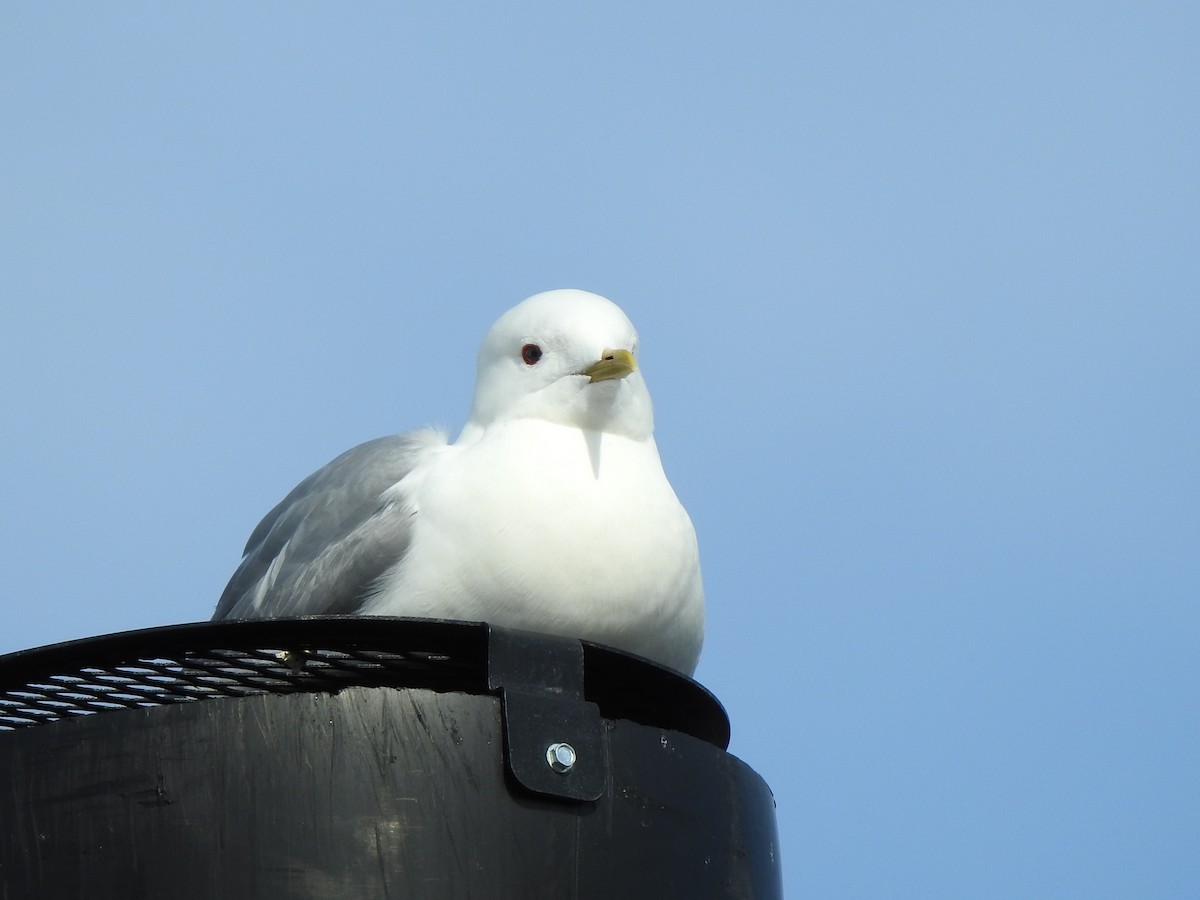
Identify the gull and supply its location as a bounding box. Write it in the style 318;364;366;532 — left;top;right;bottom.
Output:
213;289;704;674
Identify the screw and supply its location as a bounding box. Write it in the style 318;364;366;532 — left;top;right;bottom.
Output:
546;742;577;773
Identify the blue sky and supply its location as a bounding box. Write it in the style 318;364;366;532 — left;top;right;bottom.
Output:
2;4;1197;896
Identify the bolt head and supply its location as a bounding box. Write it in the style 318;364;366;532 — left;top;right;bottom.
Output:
546;742;577;773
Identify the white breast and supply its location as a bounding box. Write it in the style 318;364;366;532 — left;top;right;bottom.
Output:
362;418;705;673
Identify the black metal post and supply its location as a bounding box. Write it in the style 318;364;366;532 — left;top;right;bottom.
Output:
0;618;781;899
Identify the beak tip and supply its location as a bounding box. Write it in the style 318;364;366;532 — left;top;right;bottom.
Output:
584;347;637;382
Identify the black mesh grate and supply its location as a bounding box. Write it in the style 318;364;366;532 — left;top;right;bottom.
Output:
0;618;485;731
0;646;477;728
0;617;729;748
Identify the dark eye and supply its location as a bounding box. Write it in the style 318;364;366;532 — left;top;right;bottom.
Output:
521;343;543;365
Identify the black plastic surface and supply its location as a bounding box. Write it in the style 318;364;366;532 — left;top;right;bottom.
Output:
0;617;730;748
487;626;606;801
0;619;778;898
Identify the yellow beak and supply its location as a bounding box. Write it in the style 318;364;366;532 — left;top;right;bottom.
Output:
582;348;638;383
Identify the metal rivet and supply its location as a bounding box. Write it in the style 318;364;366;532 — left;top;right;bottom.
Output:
546;742;577;773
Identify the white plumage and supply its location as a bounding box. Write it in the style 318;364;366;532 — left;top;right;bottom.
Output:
214;289;705;674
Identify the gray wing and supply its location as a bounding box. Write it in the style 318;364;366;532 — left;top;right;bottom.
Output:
212;431;445;620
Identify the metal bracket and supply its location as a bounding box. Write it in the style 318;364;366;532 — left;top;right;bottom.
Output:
487;625;605;801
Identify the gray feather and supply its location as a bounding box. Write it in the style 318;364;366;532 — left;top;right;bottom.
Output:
213;432;444;620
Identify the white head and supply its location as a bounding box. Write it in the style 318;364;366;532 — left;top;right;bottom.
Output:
464;289;654;440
